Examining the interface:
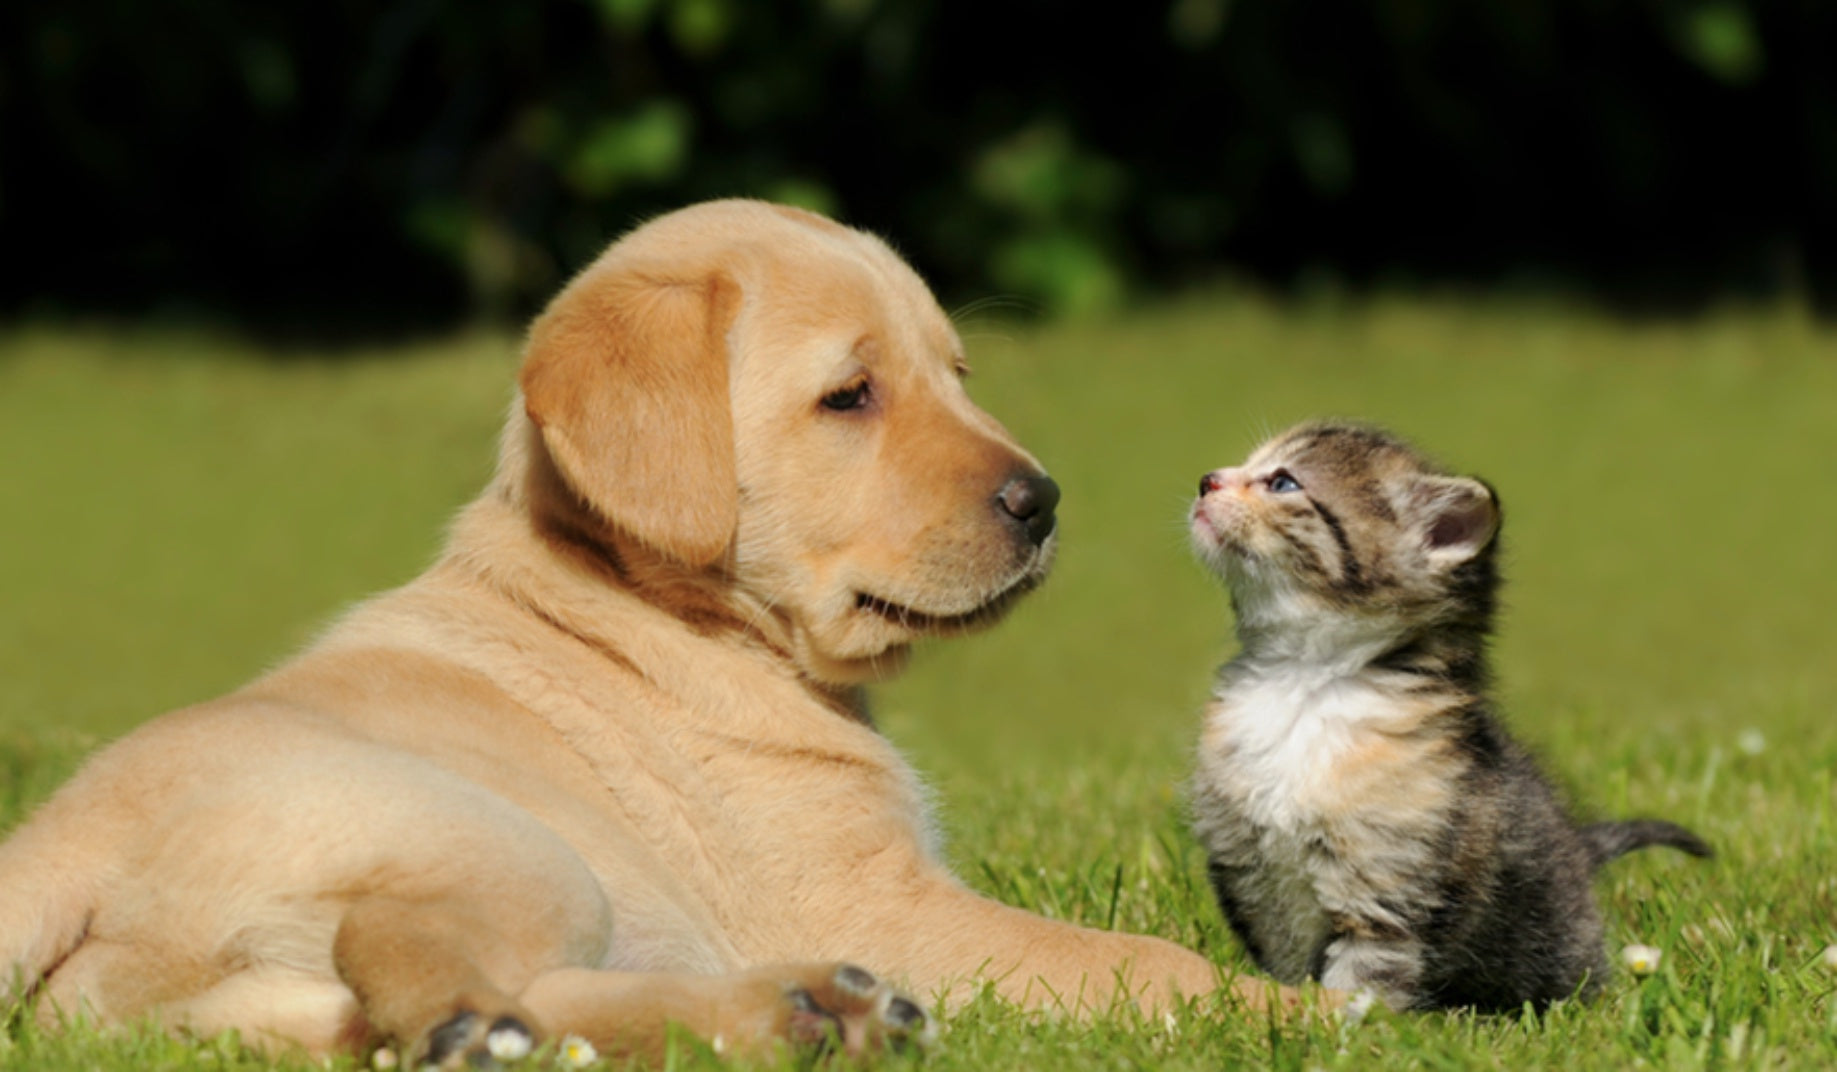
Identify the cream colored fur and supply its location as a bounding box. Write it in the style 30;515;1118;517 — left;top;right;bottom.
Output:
0;200;1287;1063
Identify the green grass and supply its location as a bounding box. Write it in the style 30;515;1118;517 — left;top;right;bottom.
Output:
3;294;1836;1069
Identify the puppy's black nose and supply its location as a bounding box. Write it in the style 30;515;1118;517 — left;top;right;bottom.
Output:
997;473;1061;546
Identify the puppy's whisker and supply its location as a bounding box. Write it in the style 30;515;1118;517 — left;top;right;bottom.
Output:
957;329;1016;349
948;294;1041;324
743;595;787;641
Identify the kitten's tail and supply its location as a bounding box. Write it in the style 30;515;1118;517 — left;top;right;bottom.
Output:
1581;819;1713;869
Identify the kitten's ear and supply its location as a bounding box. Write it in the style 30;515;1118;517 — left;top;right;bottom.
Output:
1413;475;1500;567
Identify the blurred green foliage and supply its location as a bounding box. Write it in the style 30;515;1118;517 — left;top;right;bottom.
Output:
1;0;1830;326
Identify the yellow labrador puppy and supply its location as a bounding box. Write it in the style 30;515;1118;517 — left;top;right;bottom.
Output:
0;200;1281;1065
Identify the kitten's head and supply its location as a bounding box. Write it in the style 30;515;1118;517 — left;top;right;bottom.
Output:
1190;422;1500;636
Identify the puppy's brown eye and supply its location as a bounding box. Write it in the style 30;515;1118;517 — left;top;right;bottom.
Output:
821;380;871;412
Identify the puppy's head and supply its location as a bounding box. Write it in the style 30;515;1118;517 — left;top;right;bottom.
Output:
518;200;1056;683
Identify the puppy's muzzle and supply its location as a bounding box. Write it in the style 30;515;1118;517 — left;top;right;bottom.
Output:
997;473;1061;547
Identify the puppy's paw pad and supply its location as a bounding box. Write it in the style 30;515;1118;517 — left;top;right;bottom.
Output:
879;992;936;1050
786;986;845;1052
418;1010;536;1069
834;963;880;999
420;1010;480;1069
484;1017;535;1061
882;994;928;1033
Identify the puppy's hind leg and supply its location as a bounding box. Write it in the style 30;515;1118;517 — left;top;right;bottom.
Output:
332;894;590;1070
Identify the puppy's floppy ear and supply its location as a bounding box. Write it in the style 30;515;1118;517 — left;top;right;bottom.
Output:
520;264;742;567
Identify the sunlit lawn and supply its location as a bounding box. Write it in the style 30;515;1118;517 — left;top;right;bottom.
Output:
2;293;1835;1069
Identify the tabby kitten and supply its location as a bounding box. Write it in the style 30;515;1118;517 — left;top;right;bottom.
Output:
1187;421;1709;1012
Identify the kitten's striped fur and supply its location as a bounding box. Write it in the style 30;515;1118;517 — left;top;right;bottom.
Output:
1187;422;1709;1011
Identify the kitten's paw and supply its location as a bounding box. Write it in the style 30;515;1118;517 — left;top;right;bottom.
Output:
1339;987;1379;1024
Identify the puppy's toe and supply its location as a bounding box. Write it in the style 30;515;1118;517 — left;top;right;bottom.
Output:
417;1009;537;1069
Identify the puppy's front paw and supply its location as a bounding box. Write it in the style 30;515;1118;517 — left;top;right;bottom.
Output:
765;963;935;1057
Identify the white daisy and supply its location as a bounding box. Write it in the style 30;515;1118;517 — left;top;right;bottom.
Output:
1621;943;1662;976
558;1035;599;1068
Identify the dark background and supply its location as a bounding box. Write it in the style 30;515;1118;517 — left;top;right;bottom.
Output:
4;0;1831;331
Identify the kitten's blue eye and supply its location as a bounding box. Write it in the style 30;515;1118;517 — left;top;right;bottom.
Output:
1266;470;1302;493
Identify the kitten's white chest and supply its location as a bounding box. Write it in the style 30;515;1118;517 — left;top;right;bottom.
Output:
1200;666;1380;829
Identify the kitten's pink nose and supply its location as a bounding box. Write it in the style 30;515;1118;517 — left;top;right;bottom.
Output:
1198;467;1243;497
